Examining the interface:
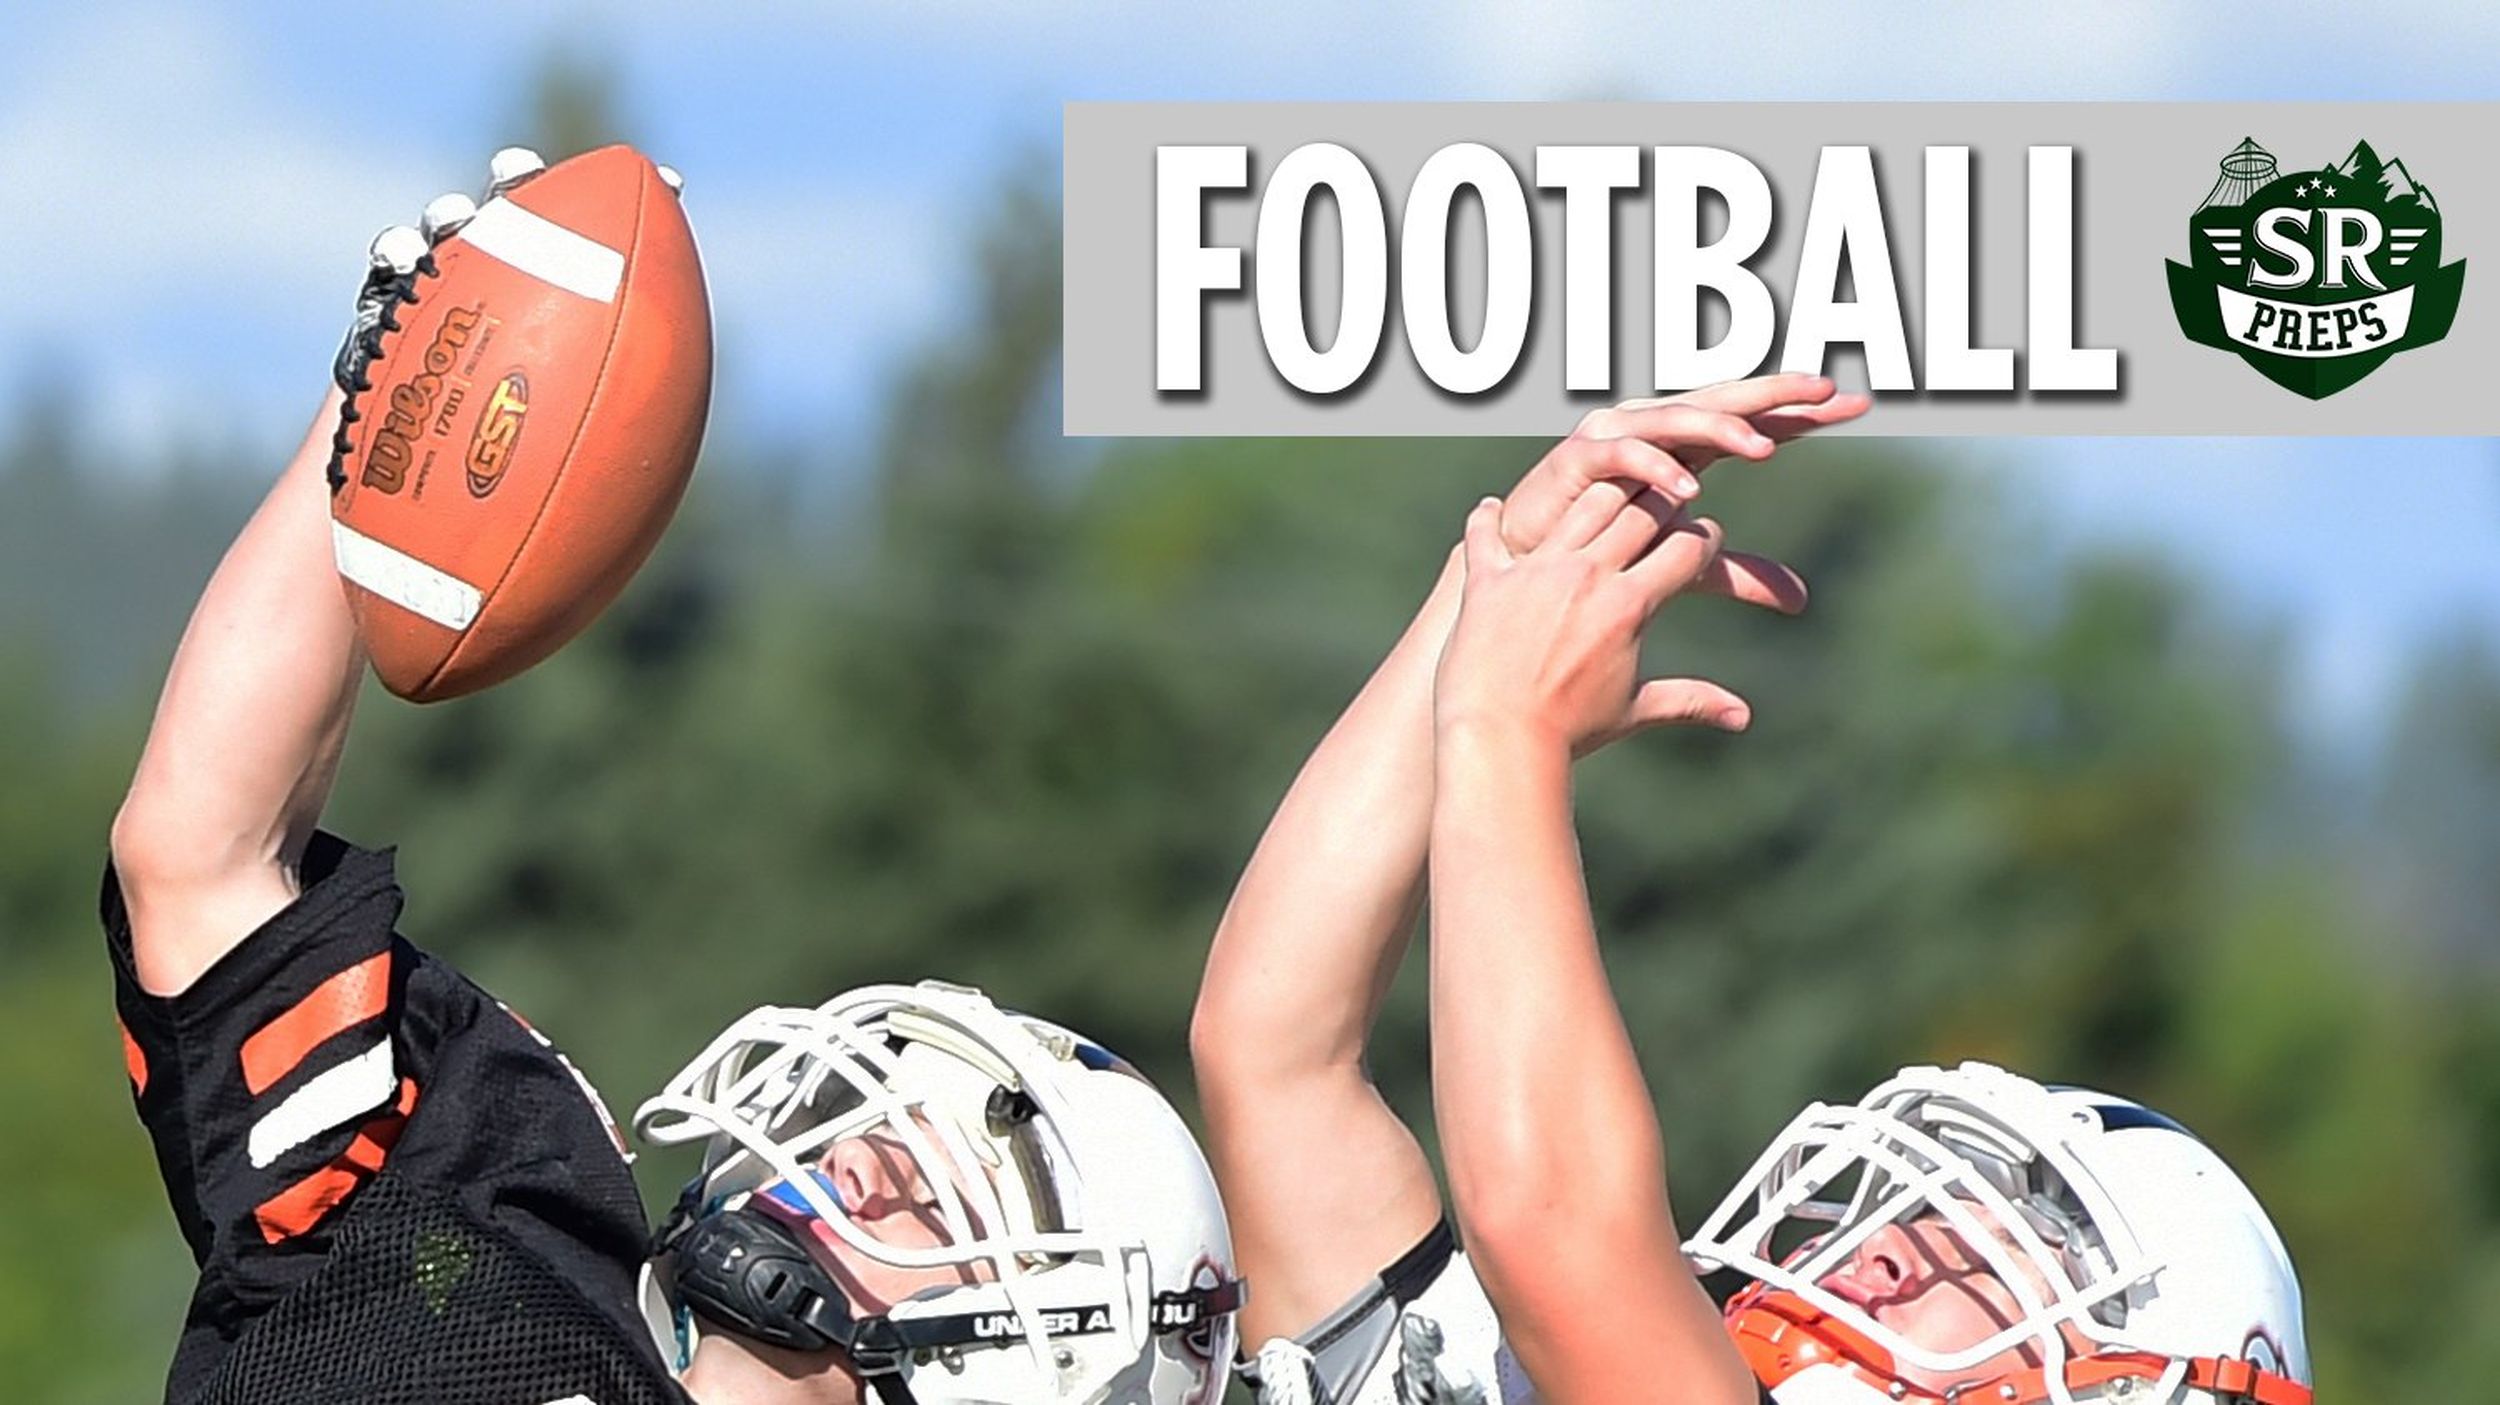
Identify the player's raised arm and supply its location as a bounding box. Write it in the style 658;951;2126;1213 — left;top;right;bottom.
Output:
109;384;370;996
1192;377;1854;1389
1425;487;1781;1405
112;147;707;999
106;151;715;1405
1189;536;1464;1350
110;212;447;995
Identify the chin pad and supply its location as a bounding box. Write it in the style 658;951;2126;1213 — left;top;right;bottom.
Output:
672;1207;857;1354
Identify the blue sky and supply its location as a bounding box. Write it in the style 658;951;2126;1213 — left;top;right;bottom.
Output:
2;1;2493;737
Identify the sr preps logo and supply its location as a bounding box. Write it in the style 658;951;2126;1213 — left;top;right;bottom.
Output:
2167;137;2468;399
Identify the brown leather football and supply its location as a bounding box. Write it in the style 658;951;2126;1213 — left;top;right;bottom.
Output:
328;145;712;702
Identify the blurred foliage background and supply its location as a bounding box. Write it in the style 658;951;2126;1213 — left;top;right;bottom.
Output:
5;65;2500;1405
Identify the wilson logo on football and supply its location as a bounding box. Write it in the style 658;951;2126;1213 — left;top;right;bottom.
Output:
466;370;529;497
362;304;482;494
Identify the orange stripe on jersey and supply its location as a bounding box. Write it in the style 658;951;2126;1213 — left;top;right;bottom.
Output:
240;950;392;1095
254;1161;363;1244
252;1080;419;1244
118;1017;148;1095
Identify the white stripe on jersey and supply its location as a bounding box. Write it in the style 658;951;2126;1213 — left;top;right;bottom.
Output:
247;1036;395;1168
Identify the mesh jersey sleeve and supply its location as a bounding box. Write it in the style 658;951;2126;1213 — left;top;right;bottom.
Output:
106;832;684;1404
1243;1221;1539;1405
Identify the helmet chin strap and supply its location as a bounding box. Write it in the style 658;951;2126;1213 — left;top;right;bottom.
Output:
666;1208;921;1405
659;1194;1247;1405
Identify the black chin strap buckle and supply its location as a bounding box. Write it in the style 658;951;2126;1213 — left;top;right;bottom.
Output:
663;1201;940;1402
671;1209;859;1356
842;1318;909;1377
667;1199;1245;1405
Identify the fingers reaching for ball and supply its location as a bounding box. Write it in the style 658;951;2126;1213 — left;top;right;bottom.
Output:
420;193;477;244
1696;550;1810;616
366;224;428;276
1495;373;1865;560
1620;677;1753;736
488;146;547;196
1601;373;1873;468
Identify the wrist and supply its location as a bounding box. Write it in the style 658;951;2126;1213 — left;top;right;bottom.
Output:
1379;546;1468;676
1434;711;1573;773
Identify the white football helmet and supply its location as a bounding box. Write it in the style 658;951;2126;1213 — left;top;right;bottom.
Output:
1683;1062;2310;1405
634;981;1241;1405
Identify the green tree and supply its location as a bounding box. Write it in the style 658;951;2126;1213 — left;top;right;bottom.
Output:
504;45;635;159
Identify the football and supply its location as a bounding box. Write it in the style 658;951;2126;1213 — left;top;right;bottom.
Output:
328;144;712;702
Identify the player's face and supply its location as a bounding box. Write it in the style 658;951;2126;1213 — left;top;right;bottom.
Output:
801;1119;1001;1314
1814;1215;2087;1392
681;1113;1014;1402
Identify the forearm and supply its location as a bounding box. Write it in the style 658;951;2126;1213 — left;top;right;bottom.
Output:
1427;723;1751;1403
1195;546;1463;1076
114;390;367;992
1427;723;1664;1230
1192;548;1462;1342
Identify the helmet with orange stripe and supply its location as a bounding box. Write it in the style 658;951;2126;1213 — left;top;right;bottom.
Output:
1683;1062;2310;1405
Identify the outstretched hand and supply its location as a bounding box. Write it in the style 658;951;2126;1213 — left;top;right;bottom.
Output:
330;148;549;404
1434;487;1750;759
1490;373;1867;617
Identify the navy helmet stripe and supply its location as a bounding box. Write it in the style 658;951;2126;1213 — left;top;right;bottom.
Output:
2041;1085;2206;1142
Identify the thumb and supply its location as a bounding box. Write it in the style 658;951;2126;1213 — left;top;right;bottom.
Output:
1624;678;1752;734
1461;496;1511;574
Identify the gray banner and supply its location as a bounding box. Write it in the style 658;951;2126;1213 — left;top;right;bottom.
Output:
1064;102;2493;436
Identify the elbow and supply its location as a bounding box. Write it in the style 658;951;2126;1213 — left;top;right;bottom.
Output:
111;785;296;997
110;784;255;898
110;791;188;891
1187;982;1256;1121
1188;970;1365;1128
1446;1118;1564;1284
1448;1107;1668;1297
1189;925;1313;1108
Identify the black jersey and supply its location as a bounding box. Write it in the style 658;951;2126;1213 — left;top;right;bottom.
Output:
106;832;689;1405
